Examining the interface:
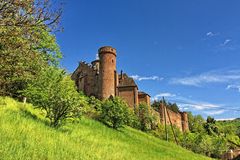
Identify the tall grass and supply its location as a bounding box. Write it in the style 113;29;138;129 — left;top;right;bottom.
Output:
0;97;212;160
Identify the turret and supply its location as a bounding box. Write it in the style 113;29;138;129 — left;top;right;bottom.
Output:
181;112;189;132
91;60;100;74
98;46;117;99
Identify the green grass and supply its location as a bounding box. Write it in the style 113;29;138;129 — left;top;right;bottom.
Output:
0;97;212;160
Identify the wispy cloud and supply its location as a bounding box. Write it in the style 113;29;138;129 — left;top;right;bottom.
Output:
226;84;240;92
215;118;236;121
151;92;176;101
130;75;163;81
203;109;225;115
206;32;219;37
221;39;231;46
170;70;240;87
151;92;230;116
152;92;221;110
179;102;220;110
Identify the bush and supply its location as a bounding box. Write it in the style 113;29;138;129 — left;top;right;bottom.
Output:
138;103;156;131
128;110;141;129
84;96;102;119
99;97;131;129
22;67;86;127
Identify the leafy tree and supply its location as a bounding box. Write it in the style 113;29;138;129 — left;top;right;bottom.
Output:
151;99;166;112
204;116;219;135
84;96;103;119
127;109;141;129
167;102;180;113
0;0;62;97
22;67;86;127
151;100;180;113
138;103;156;131
187;112;205;133
100;97;131;129
237;126;240;138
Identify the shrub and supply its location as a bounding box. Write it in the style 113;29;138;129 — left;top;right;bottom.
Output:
84;96;102;119
138;103;156;131
100;97;131;129
22;67;86;127
125;108;141;129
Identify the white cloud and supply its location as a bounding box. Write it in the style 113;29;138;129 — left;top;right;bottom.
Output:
226;85;240;92
203;109;225;115
130;75;163;81
181;103;220;110
222;39;231;46
215;118;236;121
206;32;218;37
170;70;240;86
151;92;176;101
152;92;221;111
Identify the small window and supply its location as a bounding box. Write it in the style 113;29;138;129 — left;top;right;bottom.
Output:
112;59;114;63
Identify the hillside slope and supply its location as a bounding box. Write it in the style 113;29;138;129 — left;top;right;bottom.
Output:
0;97;212;160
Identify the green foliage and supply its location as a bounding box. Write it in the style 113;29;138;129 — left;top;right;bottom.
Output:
84;96;103;119
0;0;62;97
0;96;211;160
187;112;205;133
179;132;228;158
22;67;86;127
99;97;131;129
204;116;219;135
138;103;157;131
127;109;141;129
178;114;240;158
151;100;180;113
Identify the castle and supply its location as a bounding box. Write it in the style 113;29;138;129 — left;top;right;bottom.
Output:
71;46;189;132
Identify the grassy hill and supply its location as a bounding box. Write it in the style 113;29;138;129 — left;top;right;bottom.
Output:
0;97;212;160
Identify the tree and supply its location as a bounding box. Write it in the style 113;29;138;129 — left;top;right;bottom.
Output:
167;102;180;113
138;103;156;131
0;0;62;97
151;100;180;113
22;67;86;127
151;99;166;112
204;116;219;135
187;112;205;133
100;97;131;129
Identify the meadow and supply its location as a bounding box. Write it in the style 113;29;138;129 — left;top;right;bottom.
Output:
0;97;212;160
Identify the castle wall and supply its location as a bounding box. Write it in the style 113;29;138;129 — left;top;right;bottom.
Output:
138;94;150;106
159;104;189;132
71;46;189;132
71;62;99;97
118;86;137;108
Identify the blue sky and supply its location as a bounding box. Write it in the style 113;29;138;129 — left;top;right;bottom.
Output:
56;0;240;120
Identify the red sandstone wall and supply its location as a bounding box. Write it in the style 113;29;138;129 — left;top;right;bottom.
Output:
118;87;136;108
138;95;150;106
72;62;99;97
158;105;189;132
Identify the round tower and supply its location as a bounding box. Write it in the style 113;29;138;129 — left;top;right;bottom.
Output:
98;46;117;100
181;112;189;132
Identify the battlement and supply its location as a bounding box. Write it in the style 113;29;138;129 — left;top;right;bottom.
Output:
98;46;117;56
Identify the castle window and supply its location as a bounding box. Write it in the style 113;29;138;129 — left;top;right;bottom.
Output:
112;59;114;63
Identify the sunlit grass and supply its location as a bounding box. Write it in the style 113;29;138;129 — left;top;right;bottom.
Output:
0;97;212;160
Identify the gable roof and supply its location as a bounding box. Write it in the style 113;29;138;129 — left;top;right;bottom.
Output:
118;73;137;88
